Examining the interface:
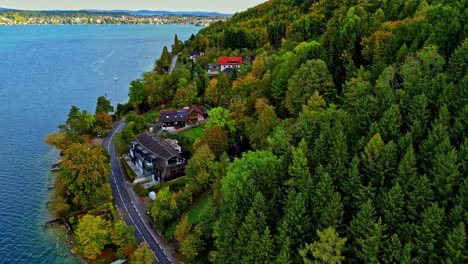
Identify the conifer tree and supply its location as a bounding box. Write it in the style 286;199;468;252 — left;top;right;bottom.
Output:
276;191;309;263
380;183;405;234
300;227;347;264
361;133;385;178
383;234;402;264
430;146;460;207
348;200;386;263
415;203;445;263
443;222;467;264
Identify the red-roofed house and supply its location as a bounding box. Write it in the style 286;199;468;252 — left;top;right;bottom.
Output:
218;57;243;71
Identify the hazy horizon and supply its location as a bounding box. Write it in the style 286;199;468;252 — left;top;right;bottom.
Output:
0;0;268;14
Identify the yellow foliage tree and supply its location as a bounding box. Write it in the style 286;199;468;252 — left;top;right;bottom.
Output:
73;215;110;259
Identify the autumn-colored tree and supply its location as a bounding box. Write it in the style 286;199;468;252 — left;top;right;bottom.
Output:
110;220;137;256
95;112;113;128
130;242;154;264
173;81;198;108
185;144;216;194
247;99;279;149
60;144;112;208
44;131;73;150
175;215;205;261
73;215;110;259
195;125;228;158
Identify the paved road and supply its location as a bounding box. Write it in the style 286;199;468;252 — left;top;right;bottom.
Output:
168;52;181;74
103;120;175;264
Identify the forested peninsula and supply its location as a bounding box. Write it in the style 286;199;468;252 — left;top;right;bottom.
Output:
46;0;467;263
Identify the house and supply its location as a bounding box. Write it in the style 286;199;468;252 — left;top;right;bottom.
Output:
207;63;220;75
129;132;186;183
220;67;240;78
159;104;208;130
189;51;204;62
218;57;243;71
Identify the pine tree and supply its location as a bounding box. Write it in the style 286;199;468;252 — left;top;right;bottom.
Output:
276;236;293;264
420;105;450;173
276;191;310;263
329;122;349;187
443;222;467;264
383;234;402;264
312;166;343;230
377;104;402;142
430;145;460;207
397;145;417;189
415;203;445;263
235;192;268;261
348;200;386;263
374;140;397;188
361;133;385;177
408;94;429;145
406;175;434;222
300;227;347;264
380;183;406;234
287;138;313;195
342;156;362;214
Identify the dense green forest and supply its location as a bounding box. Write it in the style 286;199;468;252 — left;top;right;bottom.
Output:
117;0;467;263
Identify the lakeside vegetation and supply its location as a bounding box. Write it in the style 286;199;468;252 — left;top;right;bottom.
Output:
117;0;467;263
45;97;153;263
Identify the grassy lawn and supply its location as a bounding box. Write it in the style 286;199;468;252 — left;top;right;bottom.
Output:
165;192;212;239
178;126;204;141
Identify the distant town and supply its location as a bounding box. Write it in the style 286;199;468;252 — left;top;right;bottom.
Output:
0;9;228;26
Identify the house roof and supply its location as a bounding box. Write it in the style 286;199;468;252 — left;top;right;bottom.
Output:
136;132;182;167
218;57;243;65
159;109;188;122
187;104;207;116
190;51;201;56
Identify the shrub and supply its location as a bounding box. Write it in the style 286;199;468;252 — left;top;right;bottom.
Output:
135;184;149;197
87;209;98;215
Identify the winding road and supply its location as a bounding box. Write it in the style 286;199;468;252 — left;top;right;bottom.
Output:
102;120;175;264
168;52;181;74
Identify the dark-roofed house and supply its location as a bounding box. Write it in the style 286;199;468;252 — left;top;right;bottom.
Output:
189;51;204;62
159;104;208;130
129;132;186;183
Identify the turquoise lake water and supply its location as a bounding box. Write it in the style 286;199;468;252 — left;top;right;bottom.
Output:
0;24;201;263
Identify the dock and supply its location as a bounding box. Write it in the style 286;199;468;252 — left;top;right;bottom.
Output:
50;163;61;171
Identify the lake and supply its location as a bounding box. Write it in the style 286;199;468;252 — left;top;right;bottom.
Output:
0;24;201;263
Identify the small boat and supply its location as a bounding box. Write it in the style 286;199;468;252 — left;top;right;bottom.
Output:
114;73;119;81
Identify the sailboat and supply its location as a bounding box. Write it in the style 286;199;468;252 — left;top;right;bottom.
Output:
114;73;119;81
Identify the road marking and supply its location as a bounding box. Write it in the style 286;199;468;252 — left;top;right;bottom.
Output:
107;120;173;263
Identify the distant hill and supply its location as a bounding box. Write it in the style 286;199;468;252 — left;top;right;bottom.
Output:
0;7;232;17
86;9;233;17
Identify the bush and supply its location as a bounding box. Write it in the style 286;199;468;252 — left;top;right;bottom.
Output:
135;184;149;197
69;216;76;225
121;157;137;181
87;209;98;215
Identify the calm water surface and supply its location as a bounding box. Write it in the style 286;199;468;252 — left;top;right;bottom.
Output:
0;24;200;263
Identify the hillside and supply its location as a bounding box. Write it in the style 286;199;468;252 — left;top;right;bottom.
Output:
122;0;467;263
